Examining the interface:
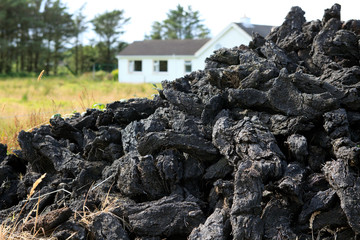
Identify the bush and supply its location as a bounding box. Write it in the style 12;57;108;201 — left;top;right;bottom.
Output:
78;71;116;81
0;72;36;78
111;69;119;81
94;70;108;80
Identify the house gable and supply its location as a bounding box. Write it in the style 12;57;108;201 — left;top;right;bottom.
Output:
235;23;274;38
193;23;253;66
117;22;274;83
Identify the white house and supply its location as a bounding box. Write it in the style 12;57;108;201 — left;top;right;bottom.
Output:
117;21;274;83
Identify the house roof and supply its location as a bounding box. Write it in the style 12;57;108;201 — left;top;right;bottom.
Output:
118;23;274;57
235;22;274;38
118;39;210;56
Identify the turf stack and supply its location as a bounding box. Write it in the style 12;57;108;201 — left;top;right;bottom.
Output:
1;3;360;240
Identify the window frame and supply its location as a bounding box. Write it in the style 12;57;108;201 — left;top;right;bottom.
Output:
153;60;168;73
129;60;142;72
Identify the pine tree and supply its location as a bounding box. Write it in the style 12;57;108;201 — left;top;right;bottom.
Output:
147;4;210;40
72;5;87;75
91;10;130;67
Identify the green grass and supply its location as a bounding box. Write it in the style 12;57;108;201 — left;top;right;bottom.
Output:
0;75;159;151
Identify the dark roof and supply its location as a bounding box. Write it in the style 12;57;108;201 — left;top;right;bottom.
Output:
235;22;274;38
119;39;210;56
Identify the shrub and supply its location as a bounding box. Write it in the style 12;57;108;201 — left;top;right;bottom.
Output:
111;69;119;81
94;70;108;81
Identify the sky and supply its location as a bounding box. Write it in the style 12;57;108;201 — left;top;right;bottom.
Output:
61;0;360;44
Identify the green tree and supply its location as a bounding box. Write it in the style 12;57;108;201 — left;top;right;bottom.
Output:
147;4;210;40
147;21;163;40
0;0;47;74
72;5;87;75
27;0;45;73
64;40;127;75
43;0;73;75
14;0;30;72
80;45;98;72
0;0;127;76
91;10;130;66
0;0;28;73
64;44;94;74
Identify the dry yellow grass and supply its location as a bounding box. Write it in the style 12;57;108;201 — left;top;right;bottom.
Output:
0;75;159;151
0;173;56;240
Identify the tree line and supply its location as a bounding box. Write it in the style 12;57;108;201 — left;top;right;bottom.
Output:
0;1;209;76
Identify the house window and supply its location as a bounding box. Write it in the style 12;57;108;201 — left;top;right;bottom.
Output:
154;60;168;72
129;60;142;72
185;61;192;73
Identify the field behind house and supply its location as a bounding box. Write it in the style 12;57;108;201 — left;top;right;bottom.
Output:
0;76;159;151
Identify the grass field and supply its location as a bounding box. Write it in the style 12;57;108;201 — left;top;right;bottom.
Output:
0;75;159;152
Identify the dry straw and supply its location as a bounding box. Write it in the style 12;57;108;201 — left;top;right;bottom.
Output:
28;173;46;199
37;70;45;82
7;173;47;239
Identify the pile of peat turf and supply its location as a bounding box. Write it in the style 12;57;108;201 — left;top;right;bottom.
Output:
2;4;360;240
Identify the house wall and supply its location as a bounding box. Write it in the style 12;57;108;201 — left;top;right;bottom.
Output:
193;25;253;71
117;24;254;83
117;56;195;83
